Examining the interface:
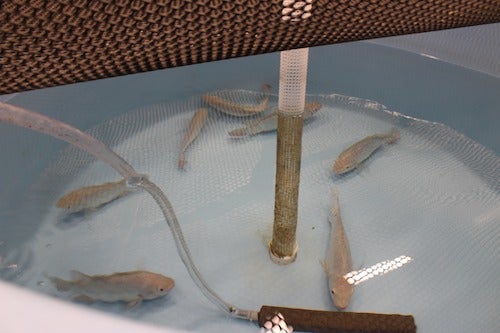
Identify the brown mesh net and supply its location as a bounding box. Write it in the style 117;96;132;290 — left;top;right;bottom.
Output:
1;0;499;94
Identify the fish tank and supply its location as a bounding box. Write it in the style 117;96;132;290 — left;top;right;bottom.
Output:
1;23;499;333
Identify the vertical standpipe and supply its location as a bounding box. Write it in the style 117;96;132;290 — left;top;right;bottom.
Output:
269;48;309;264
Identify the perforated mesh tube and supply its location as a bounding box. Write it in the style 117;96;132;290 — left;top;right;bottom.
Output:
277;48;309;116
270;48;309;264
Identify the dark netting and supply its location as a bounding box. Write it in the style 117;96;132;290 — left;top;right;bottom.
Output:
1;0;499;94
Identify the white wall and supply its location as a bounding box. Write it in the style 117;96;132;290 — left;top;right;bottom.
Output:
371;23;499;77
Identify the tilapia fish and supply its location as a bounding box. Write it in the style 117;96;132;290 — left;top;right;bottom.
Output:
321;188;353;310
48;270;175;308
202;84;271;117
228;101;322;137
56;179;133;213
178;107;209;169
333;128;400;175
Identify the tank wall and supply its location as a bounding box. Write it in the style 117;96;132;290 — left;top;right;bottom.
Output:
0;24;498;333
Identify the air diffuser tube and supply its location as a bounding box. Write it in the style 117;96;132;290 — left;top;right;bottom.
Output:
270;48;309;264
258;306;417;333
0;102;255;319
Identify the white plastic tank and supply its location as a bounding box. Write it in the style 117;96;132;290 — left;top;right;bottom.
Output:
1;23;498;333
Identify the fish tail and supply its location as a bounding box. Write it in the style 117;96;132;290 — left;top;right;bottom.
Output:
69;270;92;282
228;127;252;137
117;178;134;193
385;128;400;144
178;156;187;169
119;178;134;189
261;83;272;94
330;188;341;222
304;101;322;117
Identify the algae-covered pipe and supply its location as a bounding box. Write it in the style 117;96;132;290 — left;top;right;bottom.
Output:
269;48;309;264
0;102;256;319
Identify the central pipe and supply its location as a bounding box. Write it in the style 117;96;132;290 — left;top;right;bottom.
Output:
269;48;309;264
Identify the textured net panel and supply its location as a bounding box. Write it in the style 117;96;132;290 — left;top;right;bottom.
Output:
1;0;500;93
8;90;498;331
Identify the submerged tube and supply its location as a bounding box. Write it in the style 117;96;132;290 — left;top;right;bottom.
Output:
137;177;257;320
0;102;137;179
0;102;255;319
270;48;309;264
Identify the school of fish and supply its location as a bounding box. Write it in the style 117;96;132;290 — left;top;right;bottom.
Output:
50;85;407;313
228;101;322;137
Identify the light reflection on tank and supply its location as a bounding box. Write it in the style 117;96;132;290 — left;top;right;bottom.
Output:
344;255;413;285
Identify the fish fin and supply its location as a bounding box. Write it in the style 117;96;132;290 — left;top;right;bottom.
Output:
126;297;143;309
304;101;323;117
118;187;134;197
178;157;187;170
69;270;92;282
327;209;334;225
82;207;98;214
256;227;272;250
356;160;371;178
228;127;251;137
73;295;95;304
117;178;128;188
345;264;364;277
261;83;272;94
385;128;400;144
48;276;72;292
329;188;341;223
259;232;271;250
242;117;260;126
319;260;328;273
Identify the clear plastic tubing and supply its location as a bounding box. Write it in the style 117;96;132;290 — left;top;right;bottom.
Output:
0;102;136;178
0;102;256;320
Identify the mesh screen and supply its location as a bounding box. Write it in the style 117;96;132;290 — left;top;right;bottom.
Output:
3;89;498;331
1;0;500;93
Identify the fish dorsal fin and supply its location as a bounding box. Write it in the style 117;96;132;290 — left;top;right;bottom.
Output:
69;270;92;282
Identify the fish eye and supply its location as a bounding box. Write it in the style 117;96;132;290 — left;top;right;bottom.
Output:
331;290;335;295
160;288;164;291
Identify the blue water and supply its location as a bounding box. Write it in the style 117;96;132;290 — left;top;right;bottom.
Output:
0;42;499;333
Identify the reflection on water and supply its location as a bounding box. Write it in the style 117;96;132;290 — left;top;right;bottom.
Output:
345;255;413;286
